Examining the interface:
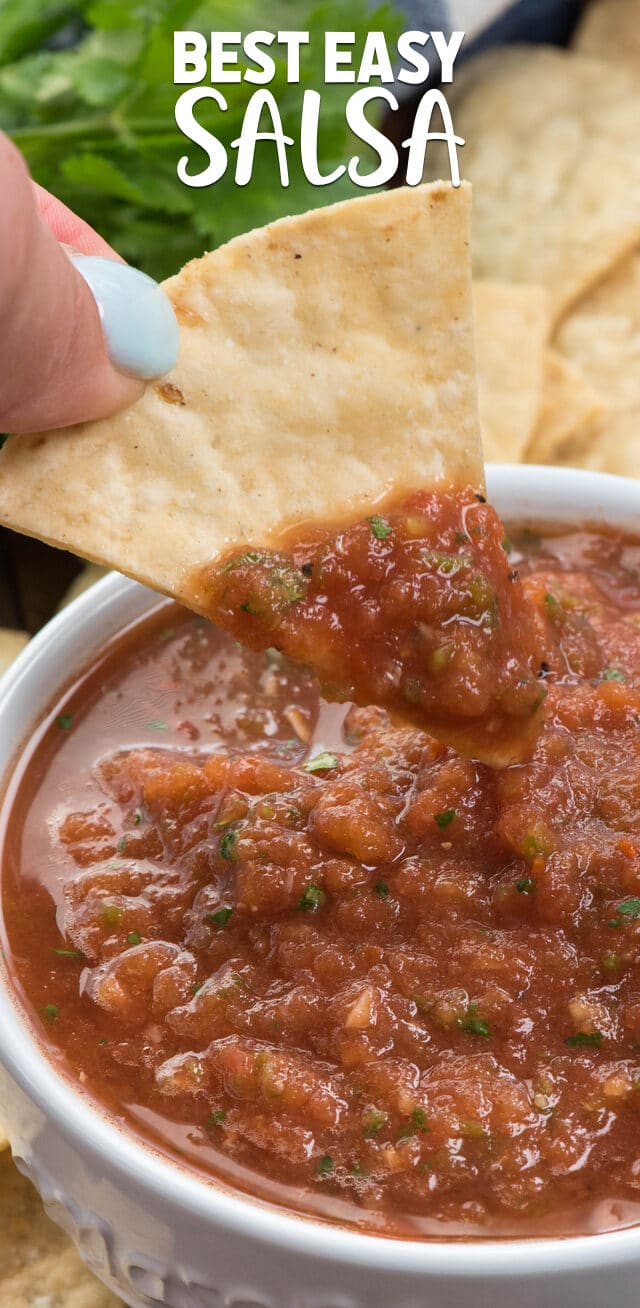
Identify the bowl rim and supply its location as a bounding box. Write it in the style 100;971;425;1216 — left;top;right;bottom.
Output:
2;463;640;1278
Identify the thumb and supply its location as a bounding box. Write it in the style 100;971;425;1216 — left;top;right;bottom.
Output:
0;135;178;434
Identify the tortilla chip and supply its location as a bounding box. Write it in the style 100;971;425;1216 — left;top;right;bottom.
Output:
0;1153;121;1306
574;0;640;80
473;281;548;462
554;309;640;476
0;183;482;607
575;252;640;322
0;1246;121;1307
0;630;28;676
525;349;606;466
425;46;640;325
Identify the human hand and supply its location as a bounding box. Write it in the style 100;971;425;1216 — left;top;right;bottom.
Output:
0;134;179;433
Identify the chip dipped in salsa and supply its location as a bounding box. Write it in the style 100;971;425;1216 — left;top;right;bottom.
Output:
189;487;547;767
6;512;640;1239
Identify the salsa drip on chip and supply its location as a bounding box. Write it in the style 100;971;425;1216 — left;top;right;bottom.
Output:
190;488;547;765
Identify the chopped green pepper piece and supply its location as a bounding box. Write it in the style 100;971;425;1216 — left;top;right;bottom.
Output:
368;515;392;540
207;1110;226;1127
100;903;122;927
434;809;456;829
303;752;339;773
363;1109;386;1138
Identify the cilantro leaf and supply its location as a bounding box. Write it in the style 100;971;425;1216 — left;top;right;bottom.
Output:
1;2;402;281
614;898;640;919
368;515;392;541
565;1031;604;1049
296;883;326;912
434;809;456;829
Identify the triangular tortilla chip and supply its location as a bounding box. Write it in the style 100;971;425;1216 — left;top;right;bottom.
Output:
473;281;548;462
424;46;640;325
575;252;640;322
525;349;606;466
554;306;640;477
0;183;482;605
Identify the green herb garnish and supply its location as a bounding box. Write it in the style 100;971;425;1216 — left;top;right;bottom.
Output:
127;931;142;946
434;809;456;829
515;878;535;894
223;552;266;571
56;713;73;731
374;881;389;899
53;948;83;959
614;898;640;918
40;1004;59;1022
521;833;550;861
297;884;326;912
207;1110;226;1127
544;592;563;620
397;1109;429;1141
461;1015;491;1037
219;829;237;861
565;1031;604;1049
316;1154;334;1175
368;515;392;540
206;907;233;928
599;668;626;682
303;752;339;773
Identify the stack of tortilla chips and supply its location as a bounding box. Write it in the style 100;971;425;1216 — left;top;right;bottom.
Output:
0;1145;120;1305
426;0;640;475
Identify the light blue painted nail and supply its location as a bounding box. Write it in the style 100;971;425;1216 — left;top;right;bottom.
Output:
70;255;179;380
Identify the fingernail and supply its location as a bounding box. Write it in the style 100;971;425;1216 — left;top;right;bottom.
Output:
69;255;179;379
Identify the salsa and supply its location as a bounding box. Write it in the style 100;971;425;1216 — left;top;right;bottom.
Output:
188;488;547;767
6;519;640;1238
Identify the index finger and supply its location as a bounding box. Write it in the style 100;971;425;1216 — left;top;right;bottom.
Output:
31;182;125;262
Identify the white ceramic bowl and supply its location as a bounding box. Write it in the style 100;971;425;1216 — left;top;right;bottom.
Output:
1;465;640;1308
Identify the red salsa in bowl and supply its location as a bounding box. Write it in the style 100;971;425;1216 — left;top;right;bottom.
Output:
5;511;640;1239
